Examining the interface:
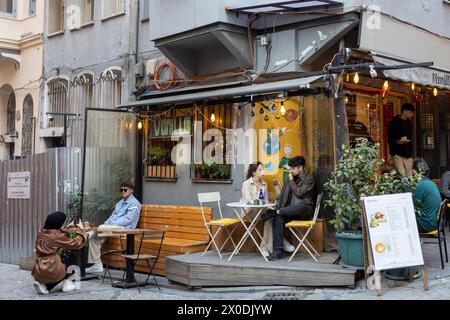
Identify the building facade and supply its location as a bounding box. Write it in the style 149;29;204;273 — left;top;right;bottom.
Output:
0;0;44;160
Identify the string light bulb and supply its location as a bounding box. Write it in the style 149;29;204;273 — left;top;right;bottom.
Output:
280;102;286;116
411;83;415;91
346;74;350;82
433;88;439;96
137;121;143;130
210;112;216;123
353;73;360;84
383;80;389;91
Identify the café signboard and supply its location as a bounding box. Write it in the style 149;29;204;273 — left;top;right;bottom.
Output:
150;116;192;138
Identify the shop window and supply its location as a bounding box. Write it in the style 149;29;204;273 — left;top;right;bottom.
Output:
29;0;36;16
144;109;193;180
192;104;233;181
66;0;94;27
0;0;15;16
48;0;64;34
47;78;69;128
102;0;124;19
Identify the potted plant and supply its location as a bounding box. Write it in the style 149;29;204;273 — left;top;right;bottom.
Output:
324;138;421;269
146;146;172;178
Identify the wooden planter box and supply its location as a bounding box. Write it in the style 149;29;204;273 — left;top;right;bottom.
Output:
147;165;176;178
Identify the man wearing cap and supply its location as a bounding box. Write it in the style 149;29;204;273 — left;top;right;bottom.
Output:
85;181;141;274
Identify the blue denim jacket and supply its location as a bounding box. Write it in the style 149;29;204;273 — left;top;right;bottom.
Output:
104;194;141;229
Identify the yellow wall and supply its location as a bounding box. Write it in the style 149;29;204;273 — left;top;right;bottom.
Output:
253;99;301;201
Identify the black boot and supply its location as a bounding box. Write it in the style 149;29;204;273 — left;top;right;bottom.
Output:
268;248;283;261
261;209;276;222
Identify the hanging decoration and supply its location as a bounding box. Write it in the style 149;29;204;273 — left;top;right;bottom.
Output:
382;80;389;98
353;73;360;84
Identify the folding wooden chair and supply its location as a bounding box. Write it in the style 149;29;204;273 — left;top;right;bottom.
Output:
420;199;448;269
285;193;323;262
121;230;165;292
198;192;240;259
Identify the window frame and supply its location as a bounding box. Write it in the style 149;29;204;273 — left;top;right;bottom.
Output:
47;0;65;36
29;0;36;16
141;0;149;22
101;0;125;21
0;0;17;18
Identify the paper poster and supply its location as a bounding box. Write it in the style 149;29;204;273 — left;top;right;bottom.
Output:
363;193;424;271
7;172;31;199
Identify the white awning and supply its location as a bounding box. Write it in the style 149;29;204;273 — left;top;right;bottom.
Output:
372;54;450;91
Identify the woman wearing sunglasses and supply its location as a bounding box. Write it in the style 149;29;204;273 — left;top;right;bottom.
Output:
85;181;141;274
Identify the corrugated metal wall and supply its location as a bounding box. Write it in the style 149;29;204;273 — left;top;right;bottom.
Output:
0;148;80;265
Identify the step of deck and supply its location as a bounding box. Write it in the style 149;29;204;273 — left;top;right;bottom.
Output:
166;252;356;288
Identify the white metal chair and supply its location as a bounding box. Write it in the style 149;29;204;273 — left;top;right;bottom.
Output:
198;192;240;259
285;193;323;262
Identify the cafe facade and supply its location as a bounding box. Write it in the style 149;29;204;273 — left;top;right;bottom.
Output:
117;6;450;215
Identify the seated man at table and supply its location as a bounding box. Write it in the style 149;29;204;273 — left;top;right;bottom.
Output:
262;156;315;261
440;170;450;200
412;159;441;233
85;181;141;274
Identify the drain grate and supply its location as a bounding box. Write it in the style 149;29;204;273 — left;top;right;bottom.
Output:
263;291;304;300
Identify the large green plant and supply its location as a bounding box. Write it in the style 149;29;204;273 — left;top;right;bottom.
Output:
324;138;422;233
147;146;170;165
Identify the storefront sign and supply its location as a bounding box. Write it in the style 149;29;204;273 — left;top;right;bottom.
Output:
7;172;31;199
150;116;191;138
362;193;424;271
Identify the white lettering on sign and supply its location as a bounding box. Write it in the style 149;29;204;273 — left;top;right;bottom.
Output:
7;172;31;199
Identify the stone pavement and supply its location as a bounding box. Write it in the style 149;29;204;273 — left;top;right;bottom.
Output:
1;243;450;300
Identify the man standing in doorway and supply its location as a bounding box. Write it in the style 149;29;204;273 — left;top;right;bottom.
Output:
388;103;415;177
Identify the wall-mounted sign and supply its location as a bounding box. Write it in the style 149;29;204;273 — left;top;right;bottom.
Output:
7;172;31;199
150;116;191;138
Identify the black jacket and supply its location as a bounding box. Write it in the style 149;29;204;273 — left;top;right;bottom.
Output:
440;171;450;199
279;172;315;209
388;115;413;158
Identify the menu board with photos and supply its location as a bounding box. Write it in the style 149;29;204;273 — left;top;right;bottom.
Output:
362;193;424;271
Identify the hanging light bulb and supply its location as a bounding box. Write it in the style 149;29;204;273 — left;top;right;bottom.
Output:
353;73;360;84
137;121;143;130
383;80;389;91
411;83;415;91
210;112;216;123
346;74;350;82
280;102;286;116
433;88;439;96
344;96;349;104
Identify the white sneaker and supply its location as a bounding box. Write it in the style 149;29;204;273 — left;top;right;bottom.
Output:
283;239;295;253
86;230;95;240
49;280;64;294
62;279;76;293
261;247;270;257
33;281;49;295
85;262;104;273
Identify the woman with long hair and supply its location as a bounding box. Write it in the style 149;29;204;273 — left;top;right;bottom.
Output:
241;162;273;257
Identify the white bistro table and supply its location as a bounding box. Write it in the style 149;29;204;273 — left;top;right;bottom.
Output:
226;202;275;262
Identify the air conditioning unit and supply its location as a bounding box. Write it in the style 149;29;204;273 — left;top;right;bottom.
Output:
3;133;18;144
146;58;158;76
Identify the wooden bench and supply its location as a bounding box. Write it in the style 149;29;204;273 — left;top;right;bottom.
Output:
102;204;212;276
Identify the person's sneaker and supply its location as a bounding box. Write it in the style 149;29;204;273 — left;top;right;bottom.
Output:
86;230;95;240
85;262;104;273
49;280;64;294
268;249;283;261
33;281;49;295
261;247;270;257
62;279;76;293
283;239;295;253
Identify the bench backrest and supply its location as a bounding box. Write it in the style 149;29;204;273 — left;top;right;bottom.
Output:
137;205;212;242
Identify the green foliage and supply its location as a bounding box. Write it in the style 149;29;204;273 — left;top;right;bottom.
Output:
324;138;422;234
147;146;170;165
195;163;232;180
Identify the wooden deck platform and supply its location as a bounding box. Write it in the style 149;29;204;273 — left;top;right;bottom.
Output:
166;252;356;288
